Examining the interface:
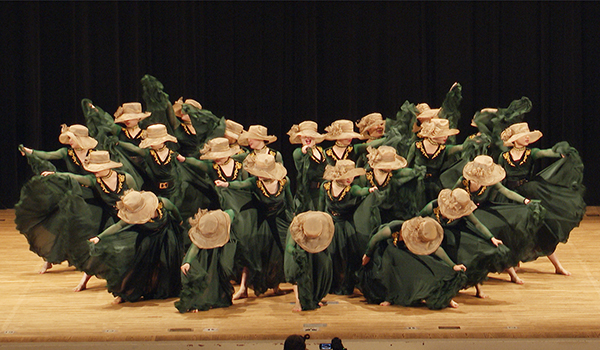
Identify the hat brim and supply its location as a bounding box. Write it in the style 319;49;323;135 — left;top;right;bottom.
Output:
117;192;159;225
83;160;123;173
139;134;178;148
462;163;506;186
188;211;231;249
504;130;543;146
370;157;407;170
59;132;98;150
290;211;334;253
224;129;241;140
437;189;477;220
200;145;241;160
238;132;277;146
114;112;152;124
245;162;287;180
322;167;366;181
325;131;364;141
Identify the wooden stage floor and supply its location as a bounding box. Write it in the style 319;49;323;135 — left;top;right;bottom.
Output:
1;208;600;346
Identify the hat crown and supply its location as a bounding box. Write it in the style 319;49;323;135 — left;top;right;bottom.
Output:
420;221;438;241
69;124;90;137
247;125;268;138
335;120;355;133
254;154;277;172
86;150;111;165
225;120;244;135
198;212;219;237
452;188;471;206
377;146;397;163
122;102;143;114
205;138;230;153
336;159;356;173
145;124;168;139
303;218;323;239
508;122;531;135
121;191;145;213
298;121;318;133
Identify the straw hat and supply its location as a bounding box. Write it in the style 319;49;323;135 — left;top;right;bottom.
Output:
367;146;407;170
238;125;277;146
188;209;231;249
113;102;151;123
116;190;159;225
417;118;460;139
224;120;244;141
401;216;444;255
243;153;287;180
289;211;334;253
463;155;506;186
138;124;178;149
287;121;326;144
58;124;98;150
199;137;240;160
356;113;385;138
437;188;478;220
83;150;123;173
416;108;441;123
172;97;203;118
324;120;364;140
501;122;542;147
322;159;366;181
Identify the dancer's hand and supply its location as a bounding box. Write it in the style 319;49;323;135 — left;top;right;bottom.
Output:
41;171;55;176
369;186;377;193
176;154;186;162
491;237;503;247
181;263;190;275
362;254;370;266
453;264;467;272
215;180;229;188
89;237;100;244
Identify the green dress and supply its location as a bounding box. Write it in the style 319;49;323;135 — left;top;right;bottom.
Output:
318;181;372;295
292;146;327;213
284;232;333;311
357;220;467;310
89;198;185;302
175;210;237;313
228;176;294;296
420;201;512;287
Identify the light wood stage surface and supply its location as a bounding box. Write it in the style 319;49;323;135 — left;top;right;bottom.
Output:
1;208;600;347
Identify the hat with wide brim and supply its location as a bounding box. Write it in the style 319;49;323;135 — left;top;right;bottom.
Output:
356;113;386;138
417;118;460;139
200;137;240;160
367;146;407;170
238;125;277;146
224;119;244;141
289;211;334;253
401;216;444;255
324;119;364;140
322;159;366;181
287;121;326;144
243;153;287;180
501;122;543;147
58;124;98;150
463;155;506;186
116;190;159;225
114;102;152;123
438;188;477;220
416;108;441;123
172;97;203;118
83;150;123;173
188;209;231;249
138;124;178;148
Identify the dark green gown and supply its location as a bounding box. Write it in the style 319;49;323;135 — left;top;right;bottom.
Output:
357;221;467;310
89;198;185;302
284;233;333;311
292;146;327;213
175;210;237;313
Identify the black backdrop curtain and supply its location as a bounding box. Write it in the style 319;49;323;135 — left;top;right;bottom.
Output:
1;1;598;207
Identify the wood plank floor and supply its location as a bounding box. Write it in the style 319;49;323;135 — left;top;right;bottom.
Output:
1;208;600;343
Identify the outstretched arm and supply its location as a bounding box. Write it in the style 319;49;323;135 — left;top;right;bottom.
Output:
466;213;502;246
93;220;132;242
434;247;466;271
117;141;146;156
161;197;183;223
56;172;95;187
493;183;528;203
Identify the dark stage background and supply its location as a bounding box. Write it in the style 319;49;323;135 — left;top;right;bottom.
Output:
1;1;598;207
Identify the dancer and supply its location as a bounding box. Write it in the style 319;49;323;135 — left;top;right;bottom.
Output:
318;160;377;295
175;209;237;313
323;119;384;165
287;121;327;213
216;153;293;299
284;211;334;311
237;125;283;163
89;189;185;304
355;113;386;167
359;216;466;309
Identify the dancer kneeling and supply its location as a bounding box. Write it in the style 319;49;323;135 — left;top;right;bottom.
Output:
358;217;466;309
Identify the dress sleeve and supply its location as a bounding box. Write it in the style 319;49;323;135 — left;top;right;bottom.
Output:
350;184;371;196
97;220;131;240
184;157;210;173
493;183;527;203
227;177;255;190
364;221;402;257
117;141;146;156
31;148;68;160
183;244;200;265
57;172;95;187
466;213;495;240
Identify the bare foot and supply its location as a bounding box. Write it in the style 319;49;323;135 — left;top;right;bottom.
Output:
73;283;86;292
379;301;391;306
449;300;459;308
39;262;52;274
510;275;525;285
555;267;571;276
191;309;199;313
318;302;325;307
112;296;123;305
475;292;488;299
292;302;302;312
232;288;248;300
272;286;287;296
